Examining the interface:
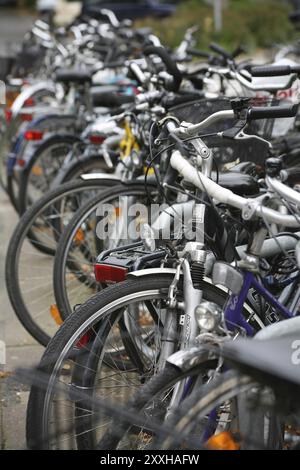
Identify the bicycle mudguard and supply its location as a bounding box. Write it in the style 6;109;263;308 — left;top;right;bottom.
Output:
80;173;122;181
11;81;57;119
80;173;158;188
166;344;219;372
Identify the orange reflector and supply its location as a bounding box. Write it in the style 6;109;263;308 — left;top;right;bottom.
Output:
114;206;121;217
32;165;43;176
206;432;240;450
24;130;44;141
6;91;19;108
50;304;63;326
94;263;128;283
74;228;84;244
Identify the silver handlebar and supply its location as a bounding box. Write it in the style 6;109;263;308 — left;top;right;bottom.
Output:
173;110;234;137
208;66;298;92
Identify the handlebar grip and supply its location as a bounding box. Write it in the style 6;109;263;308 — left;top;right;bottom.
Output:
143;45;182;92
251;64;300;76
231;45;245;59
209;42;232;60
105;61;124;69
281;166;300;186
128;62;146;85
247;104;299;121
186;48;211;59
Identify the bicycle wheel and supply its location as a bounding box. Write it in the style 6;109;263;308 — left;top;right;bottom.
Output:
26;274;228;449
53;183;158;320
52;153;115;187
18;134;82;215
155;370;284;450
5;178;118;346
96;359;218;450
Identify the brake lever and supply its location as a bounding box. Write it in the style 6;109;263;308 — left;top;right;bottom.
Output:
220;122;272;148
220;104;272;148
232;129;272;148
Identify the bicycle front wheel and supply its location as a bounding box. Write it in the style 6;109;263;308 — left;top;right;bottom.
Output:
26;274;228;449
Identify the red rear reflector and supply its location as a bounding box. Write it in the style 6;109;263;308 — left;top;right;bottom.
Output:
17;159;26;168
24;130;44;141
21;113;33;122
89;134;105;144
5;109;12;122
24;98;35;107
94;263;128;283
76;331;91;348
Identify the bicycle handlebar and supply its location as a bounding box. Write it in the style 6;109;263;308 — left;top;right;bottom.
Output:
209;42;232;60
251;64;300;77
186;48;211;59
170;150;300;227
143;45;182;92
247;104;298;120
172;104;298;138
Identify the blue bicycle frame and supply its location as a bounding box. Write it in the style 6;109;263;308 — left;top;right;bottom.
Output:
184;268;297;443
224;270;294;337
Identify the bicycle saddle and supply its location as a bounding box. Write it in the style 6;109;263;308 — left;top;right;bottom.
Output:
215;172;259;196
92;91;135;108
55;68;92;84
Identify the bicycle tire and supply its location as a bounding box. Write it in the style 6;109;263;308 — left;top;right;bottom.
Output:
5;178;117;346
155;370;283;450
26;275;228;449
18;134;82;215
53;182;158;320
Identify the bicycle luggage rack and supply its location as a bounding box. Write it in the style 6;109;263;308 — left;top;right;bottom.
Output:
94;241;167;283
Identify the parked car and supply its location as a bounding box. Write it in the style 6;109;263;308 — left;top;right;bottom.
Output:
82;0;178;21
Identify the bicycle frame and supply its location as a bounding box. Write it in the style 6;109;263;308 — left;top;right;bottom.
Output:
224;270;294;337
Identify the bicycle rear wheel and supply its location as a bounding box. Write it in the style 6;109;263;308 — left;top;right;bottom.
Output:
5;178;117;345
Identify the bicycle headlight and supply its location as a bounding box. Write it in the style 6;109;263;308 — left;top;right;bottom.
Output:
195;301;223;332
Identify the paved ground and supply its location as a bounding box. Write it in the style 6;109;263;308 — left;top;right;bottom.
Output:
0;9;36;56
0;186;43;450
0;9;43;450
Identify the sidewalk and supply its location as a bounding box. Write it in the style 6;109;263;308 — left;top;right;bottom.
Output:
0;187;43;449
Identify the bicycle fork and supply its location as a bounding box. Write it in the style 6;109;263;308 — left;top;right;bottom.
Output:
165;202;208;416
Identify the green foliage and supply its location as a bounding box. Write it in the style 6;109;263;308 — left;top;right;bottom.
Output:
19;0;36;7
135;0;296;52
